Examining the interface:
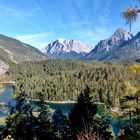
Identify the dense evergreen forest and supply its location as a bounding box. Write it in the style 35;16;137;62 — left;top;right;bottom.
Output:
0;59;140;139
1;85;140;140
0;0;140;139
8;59;140;109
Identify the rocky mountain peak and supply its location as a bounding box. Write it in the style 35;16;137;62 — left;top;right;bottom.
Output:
111;28;133;42
43;39;93;59
84;28;139;60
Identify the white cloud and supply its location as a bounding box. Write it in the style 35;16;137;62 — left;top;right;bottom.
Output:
15;33;48;42
15;32;53;48
0;4;40;18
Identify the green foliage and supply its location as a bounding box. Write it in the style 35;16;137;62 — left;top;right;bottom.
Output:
122;0;140;30
2;91;55;140
118;90;140;139
8;59;140;109
35;92;54;140
69;86;116;140
69;86;97;138
3;59;140;139
3;96;36;140
52;109;69;140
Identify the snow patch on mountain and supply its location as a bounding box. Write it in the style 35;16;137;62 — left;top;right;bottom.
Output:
84;28;140;60
43;39;93;59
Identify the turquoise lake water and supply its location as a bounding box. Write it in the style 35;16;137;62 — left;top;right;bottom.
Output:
0;84;130;134
0;84;14;105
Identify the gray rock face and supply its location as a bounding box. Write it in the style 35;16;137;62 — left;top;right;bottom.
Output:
43;39;93;59
84;28;140;60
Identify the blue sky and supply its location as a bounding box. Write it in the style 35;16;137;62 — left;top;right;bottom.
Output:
0;0;139;49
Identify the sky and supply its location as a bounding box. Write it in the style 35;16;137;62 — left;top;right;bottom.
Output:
0;0;139;49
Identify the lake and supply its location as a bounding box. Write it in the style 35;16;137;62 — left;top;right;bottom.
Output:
0;83;130;134
0;84;14;105
0;84;75;115
0;83;14;117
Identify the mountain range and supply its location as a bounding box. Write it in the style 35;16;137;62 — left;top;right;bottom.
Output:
43;28;140;60
0;28;140;69
84;28;140;60
42;39;93;59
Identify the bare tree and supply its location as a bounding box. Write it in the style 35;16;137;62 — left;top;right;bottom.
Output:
76;127;97;140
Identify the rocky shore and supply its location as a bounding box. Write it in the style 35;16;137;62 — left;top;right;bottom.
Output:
0;60;9;76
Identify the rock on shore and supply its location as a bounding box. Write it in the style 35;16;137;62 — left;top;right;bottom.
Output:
0;60;9;75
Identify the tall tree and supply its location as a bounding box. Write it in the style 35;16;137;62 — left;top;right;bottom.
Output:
120;95;135;127
3;92;36;140
69;86;97;139
130;90;140;139
119;91;140;139
35;92;54;140
123;0;140;30
52;109;69;140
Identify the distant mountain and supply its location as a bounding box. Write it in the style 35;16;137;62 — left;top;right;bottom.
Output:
43;39;93;59
0;34;45;64
84;28;136;60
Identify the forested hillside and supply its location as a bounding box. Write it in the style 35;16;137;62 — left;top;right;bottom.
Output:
8;59;140;108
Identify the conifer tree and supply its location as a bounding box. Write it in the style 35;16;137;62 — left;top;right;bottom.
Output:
35;92;54;140
3;91;36;140
52;109;69;140
69;86;97;139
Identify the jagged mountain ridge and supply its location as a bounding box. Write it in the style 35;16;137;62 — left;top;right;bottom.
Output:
84;28;140;60
43;39;93;59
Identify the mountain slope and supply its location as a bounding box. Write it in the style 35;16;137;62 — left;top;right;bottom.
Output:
84;28;137;60
43;39;93;59
0;34;45;64
105;31;140;60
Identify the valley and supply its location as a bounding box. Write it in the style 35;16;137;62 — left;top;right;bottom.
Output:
0;28;140;139
0;29;140;115
0;83;131;135
0;0;140;139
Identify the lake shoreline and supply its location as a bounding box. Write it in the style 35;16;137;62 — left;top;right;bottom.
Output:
29;98;76;104
45;100;76;104
0;84;5;93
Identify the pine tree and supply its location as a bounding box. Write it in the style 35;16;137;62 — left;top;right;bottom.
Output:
69;86;97;139
52;109;69;140
35;92;54;140
3;92;36;140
